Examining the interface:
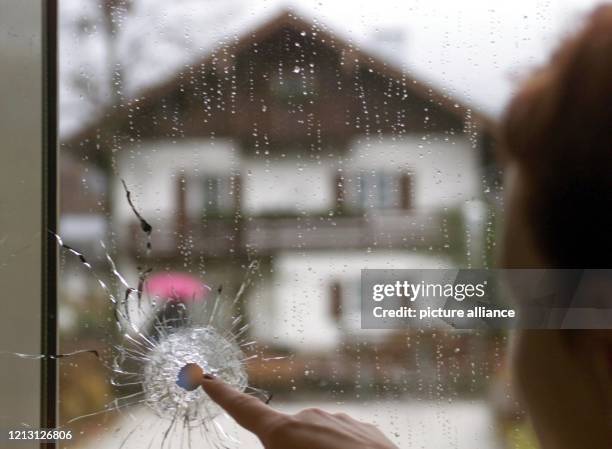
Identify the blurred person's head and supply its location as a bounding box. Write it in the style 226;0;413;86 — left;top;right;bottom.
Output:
498;6;612;449
499;4;612;269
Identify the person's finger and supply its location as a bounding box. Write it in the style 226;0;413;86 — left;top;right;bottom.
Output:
201;375;285;436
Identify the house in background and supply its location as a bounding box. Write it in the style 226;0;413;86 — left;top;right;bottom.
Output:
63;11;493;353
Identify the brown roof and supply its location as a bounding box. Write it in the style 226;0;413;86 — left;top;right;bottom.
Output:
63;10;495;151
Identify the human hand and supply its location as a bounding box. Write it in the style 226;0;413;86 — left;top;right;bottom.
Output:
200;374;399;449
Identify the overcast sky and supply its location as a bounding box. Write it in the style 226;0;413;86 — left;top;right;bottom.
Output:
60;0;609;137
275;0;604;115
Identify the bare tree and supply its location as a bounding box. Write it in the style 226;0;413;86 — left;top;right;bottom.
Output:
99;0;132;105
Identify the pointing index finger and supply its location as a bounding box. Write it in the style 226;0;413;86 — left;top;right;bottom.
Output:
201;376;284;436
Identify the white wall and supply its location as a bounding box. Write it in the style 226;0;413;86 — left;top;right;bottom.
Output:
242;157;335;214
115;139;336;223
115;139;240;226
115;133;481;226
243;134;480;215
346;134;481;209
247;250;452;352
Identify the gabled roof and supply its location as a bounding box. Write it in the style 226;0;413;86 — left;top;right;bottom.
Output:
63;10;494;149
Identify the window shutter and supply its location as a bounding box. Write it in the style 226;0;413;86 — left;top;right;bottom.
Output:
330;280;342;322
334;172;344;211
400;172;413;210
176;174;187;235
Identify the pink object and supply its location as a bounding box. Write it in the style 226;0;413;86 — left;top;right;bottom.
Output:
144;272;211;302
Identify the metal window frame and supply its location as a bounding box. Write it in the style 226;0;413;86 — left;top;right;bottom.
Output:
41;0;58;438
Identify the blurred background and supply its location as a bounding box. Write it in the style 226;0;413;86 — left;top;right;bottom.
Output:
56;1;600;448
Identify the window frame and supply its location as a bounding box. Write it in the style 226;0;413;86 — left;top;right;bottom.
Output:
42;0;59;433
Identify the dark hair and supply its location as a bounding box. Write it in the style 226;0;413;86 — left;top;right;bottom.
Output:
499;5;612;268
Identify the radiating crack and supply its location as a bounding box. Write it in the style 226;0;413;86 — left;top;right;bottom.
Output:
3;181;274;448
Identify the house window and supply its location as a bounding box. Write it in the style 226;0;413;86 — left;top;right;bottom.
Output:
203;176;221;213
201;174;239;216
178;173;240;221
345;170;414;211
270;71;318;104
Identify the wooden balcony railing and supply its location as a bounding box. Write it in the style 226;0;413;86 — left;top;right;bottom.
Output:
125;211;452;259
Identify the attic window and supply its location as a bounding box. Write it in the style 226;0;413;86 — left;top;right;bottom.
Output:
269;70;317;103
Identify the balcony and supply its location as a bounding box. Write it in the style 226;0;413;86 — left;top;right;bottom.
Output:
125;210;455;259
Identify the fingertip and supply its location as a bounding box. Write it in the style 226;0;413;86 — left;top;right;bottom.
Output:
199;377;282;436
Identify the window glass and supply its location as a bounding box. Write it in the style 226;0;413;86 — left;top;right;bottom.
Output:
57;1;594;448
